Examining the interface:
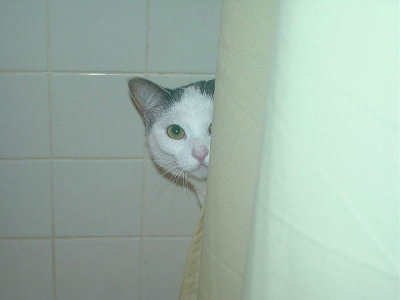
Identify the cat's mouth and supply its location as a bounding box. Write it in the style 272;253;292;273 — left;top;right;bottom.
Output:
185;164;207;174
175;160;207;179
199;162;208;168
199;164;208;170
189;163;208;180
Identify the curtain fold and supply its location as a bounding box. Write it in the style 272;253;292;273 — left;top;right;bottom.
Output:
179;205;205;300
181;0;398;299
242;1;399;299
198;1;278;299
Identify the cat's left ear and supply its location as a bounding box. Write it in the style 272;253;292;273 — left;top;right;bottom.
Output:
200;79;215;98
205;79;215;97
128;77;169;123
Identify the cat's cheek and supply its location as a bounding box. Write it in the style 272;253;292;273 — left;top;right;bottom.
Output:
178;156;199;172
149;132;176;158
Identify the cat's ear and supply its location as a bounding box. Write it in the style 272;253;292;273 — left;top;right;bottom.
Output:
205;79;215;98
197;79;215;98
128;77;169;122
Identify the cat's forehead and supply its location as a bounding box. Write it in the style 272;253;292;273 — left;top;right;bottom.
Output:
164;87;212;122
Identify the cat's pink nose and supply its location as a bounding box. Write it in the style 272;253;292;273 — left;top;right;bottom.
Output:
192;146;209;163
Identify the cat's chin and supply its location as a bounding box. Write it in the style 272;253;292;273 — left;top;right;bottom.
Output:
189;166;208;181
161;162;207;181
189;174;207;181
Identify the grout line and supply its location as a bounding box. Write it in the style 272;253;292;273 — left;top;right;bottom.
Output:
0;237;52;240
0;236;192;240
0;70;145;75
55;236;142;240
0;158;51;161
142;236;193;239
140;159;147;300
145;0;151;77
146;71;215;76
0;70;49;74
0;70;215;76
52;157;145;160
0;157;145;161
140;1;151;299
44;1;57;299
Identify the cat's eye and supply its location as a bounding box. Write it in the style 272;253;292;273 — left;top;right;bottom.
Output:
208;123;212;135
167;124;185;140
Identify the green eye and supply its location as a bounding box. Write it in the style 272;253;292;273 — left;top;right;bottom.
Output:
167;124;185;140
208;123;212;134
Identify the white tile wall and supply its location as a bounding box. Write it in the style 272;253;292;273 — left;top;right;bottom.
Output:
0;74;50;158
0;0;47;71
142;238;191;300
149;0;221;73
0;0;220;299
53;160;143;236
51;74;145;158
49;0;147;72
0;240;53;300
0;161;51;237
55;239;141;300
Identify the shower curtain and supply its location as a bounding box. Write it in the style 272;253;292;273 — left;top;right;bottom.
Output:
180;1;399;299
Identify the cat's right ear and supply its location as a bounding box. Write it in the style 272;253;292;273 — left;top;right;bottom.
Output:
128;77;169;122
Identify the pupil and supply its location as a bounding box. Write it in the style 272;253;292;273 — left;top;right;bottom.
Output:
173;126;180;135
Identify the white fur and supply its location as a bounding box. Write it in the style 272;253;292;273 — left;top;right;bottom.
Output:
147;87;213;204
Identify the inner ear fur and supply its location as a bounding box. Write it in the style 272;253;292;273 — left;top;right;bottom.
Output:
128;77;169;120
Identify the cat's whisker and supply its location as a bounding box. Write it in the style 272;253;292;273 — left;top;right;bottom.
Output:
174;168;184;186
180;170;185;187
182;171;188;200
186;174;190;191
172;169;181;186
158;160;179;175
184;173;188;190
184;172;190;196
160;164;179;177
169;169;178;184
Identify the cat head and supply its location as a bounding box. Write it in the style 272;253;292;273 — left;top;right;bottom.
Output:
128;77;214;180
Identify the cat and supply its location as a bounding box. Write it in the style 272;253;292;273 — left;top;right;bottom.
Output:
128;77;214;206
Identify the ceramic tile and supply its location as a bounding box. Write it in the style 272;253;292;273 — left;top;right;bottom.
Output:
49;0;146;71
148;0;221;73
142;238;191;300
0;161;51;237
55;238;140;300
0;74;50;158
54;160;143;236
0;240;53;300
0;0;47;70
51;74;145;158
143;160;200;236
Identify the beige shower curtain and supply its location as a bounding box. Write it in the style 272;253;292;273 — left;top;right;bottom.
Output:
180;1;278;299
180;0;399;299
